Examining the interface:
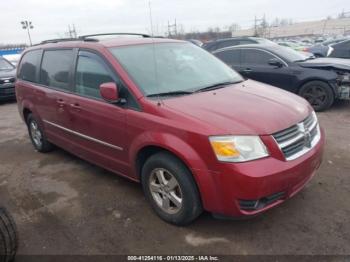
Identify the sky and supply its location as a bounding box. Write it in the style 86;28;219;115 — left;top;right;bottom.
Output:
0;0;348;44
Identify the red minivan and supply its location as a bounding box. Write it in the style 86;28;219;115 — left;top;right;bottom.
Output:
16;34;325;225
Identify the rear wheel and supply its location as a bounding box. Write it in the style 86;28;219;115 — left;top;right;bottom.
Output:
0;208;18;262
26;114;54;153
141;152;202;225
299;81;334;111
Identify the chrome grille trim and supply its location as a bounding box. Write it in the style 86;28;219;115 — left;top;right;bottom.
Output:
272;112;321;161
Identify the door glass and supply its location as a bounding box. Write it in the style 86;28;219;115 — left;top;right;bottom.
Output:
40;50;74;90
218;40;238;49
18;50;41;83
215;50;240;66
241;49;274;65
75;55;114;99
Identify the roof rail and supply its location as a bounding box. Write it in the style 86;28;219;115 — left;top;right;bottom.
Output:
79;33;151;41
40;38;78;45
36;33;154;46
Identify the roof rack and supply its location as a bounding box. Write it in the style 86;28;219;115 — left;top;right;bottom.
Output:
37;33;153;46
40;38;78;45
79;33;151;41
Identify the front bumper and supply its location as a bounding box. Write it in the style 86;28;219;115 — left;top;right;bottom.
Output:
199;128;325;218
0;84;16;100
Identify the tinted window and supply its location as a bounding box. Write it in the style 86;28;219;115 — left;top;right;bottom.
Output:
217;40;239;49
239;40;255;45
215;49;240;65
241;49;274;65
75;55;114;99
40;50;74;90
18;50;41;82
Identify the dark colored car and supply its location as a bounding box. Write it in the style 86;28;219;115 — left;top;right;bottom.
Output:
0;57;16;101
187;39;203;47
329;39;350;59
202;37;275;53
16;34;324;225
214;44;350;111
306;38;350;58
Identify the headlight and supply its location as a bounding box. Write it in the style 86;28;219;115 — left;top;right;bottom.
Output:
209;136;269;163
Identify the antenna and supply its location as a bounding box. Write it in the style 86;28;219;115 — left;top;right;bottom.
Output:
148;0;162;105
148;1;154;37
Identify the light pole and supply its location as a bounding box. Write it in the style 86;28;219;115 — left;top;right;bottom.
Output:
21;21;34;46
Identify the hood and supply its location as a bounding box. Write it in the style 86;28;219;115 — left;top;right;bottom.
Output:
164;80;311;135
298;57;350;71
0;68;16;78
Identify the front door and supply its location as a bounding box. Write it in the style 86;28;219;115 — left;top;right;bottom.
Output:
69;50;129;176
240;49;297;92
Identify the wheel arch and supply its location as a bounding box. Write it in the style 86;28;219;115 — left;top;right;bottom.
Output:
298;78;336;96
23;107;32;123
130;132;220;212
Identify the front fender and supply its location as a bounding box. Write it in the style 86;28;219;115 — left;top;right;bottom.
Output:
129;131;223;212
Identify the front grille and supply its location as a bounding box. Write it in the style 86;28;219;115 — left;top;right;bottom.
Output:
0;77;15;85
239;192;285;211
273;112;320;161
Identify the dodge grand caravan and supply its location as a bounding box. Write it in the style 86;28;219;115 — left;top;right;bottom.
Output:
16;34;325;225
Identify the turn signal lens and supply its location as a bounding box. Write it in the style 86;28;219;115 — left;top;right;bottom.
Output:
209;136;269;163
210;141;240;158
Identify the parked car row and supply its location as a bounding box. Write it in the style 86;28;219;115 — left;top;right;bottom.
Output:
306;38;350;58
200;36;350;111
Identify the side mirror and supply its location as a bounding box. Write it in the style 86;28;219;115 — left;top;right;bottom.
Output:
268;58;283;68
100;82;125;104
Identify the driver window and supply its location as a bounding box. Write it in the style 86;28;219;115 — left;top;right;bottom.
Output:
241;49;275;65
75;55;114;99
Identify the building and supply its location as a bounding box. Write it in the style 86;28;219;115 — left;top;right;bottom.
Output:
233;17;350;39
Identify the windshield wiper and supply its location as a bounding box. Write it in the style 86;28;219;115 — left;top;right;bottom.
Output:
146;90;193;97
194;81;240;93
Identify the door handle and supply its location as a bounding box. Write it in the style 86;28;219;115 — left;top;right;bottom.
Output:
56;98;65;106
243;68;253;73
70;103;81;110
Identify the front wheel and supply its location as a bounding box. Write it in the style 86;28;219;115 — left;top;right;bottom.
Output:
141;152;202;226
299;81;334;111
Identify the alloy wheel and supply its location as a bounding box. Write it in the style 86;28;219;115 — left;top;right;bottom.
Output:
149;168;183;214
302;85;327;108
30;120;42;148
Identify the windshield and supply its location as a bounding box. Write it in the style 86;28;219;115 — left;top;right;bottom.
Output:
272;45;309;62
0;57;15;70
110;43;243;96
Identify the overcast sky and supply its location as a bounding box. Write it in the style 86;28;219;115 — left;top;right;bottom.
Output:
0;0;348;44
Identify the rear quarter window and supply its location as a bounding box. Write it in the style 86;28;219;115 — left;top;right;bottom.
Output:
18;50;41;82
40;49;74;91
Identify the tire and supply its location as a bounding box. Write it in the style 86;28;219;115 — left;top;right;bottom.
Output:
141;152;202;226
0;208;18;262
299;81;334;111
26;114;54;153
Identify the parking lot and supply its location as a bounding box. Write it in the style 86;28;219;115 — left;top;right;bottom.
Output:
0;100;349;255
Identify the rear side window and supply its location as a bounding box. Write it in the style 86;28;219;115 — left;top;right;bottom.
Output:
40;50;74;91
217;40;239;49
215;49;241;65
18;50;41;82
239;40;254;45
241;49;274;65
75;55;114;99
